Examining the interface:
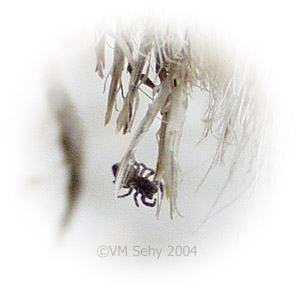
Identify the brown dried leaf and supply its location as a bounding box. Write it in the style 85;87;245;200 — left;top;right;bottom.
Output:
105;41;125;125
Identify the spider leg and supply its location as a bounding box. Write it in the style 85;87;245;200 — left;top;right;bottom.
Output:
134;162;141;173
141;194;156;207
159;181;164;198
139;163;147;176
156;181;164;204
154;181;164;217
118;188;133;198
139;163;155;178
133;191;140;207
145;169;155;179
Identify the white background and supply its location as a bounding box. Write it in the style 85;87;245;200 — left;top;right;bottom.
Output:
1;0;300;298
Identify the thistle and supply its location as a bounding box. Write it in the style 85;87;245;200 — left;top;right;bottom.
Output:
95;20;267;220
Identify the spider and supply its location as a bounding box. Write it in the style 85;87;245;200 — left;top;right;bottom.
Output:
112;162;163;208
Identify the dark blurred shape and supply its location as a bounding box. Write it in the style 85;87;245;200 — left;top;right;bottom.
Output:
47;87;84;232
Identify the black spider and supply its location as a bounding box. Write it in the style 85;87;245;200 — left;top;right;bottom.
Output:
112;162;163;208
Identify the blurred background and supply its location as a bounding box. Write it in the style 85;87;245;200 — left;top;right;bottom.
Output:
1;0;299;298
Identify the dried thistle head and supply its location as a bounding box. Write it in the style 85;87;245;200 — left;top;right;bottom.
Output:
95;20;267;220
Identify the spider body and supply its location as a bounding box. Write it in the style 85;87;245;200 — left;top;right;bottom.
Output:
112;162;163;208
